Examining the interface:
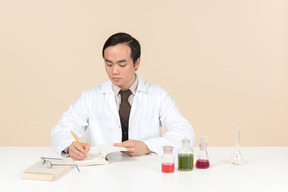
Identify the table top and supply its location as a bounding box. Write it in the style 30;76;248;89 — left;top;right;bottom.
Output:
1;146;288;192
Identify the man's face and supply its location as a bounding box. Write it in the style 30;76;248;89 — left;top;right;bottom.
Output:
104;43;140;90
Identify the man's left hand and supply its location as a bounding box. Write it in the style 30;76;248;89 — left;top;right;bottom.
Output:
113;140;151;156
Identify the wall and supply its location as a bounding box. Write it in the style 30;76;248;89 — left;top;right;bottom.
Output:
0;0;287;146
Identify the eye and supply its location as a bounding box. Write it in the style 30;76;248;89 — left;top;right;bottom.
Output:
120;64;127;68
106;63;112;67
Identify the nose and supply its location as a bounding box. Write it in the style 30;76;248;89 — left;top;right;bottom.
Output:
112;65;120;74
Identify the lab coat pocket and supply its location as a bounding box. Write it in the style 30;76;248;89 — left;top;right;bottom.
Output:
140;121;161;140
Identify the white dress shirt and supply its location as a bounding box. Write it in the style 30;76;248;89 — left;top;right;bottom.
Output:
112;75;138;110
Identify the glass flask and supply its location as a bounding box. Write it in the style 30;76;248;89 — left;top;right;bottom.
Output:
161;145;175;173
178;139;194;171
196;136;210;169
230;122;244;165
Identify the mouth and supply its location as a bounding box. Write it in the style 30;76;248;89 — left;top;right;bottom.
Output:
112;77;121;81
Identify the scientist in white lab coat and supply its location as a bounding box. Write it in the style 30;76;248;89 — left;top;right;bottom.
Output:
50;32;194;160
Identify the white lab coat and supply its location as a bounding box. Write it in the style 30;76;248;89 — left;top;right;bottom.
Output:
50;76;194;155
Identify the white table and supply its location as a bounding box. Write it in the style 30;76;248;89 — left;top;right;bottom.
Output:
1;146;288;192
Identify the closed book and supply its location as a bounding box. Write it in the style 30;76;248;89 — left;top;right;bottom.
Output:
23;160;72;181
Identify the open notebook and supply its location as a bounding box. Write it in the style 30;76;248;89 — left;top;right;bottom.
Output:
73;143;127;166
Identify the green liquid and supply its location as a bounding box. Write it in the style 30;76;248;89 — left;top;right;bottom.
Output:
178;153;194;171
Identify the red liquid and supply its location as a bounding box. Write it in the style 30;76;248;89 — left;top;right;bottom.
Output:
196;159;210;169
162;163;175;173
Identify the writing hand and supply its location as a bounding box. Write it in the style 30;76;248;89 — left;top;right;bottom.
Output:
68;141;90;160
113;140;151;157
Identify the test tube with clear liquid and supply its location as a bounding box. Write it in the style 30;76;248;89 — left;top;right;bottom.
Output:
230;122;244;165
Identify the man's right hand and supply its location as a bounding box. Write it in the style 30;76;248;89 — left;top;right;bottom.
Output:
68;141;90;160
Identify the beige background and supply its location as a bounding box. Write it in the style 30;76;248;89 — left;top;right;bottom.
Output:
0;0;287;147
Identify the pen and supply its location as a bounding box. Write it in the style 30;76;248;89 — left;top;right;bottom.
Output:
70;131;88;157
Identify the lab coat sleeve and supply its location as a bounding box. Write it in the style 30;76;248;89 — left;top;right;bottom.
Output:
144;88;194;155
50;90;91;156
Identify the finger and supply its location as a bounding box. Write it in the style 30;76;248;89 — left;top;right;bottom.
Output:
121;151;137;157
69;142;87;160
121;151;132;156
119;143;135;153
74;142;89;157
73;149;87;160
118;140;136;148
70;146;86;159
72;141;86;153
113;143;124;147
70;152;84;160
81;143;90;154
69;148;83;160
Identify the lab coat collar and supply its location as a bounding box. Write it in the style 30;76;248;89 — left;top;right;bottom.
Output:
98;80;113;94
136;76;147;93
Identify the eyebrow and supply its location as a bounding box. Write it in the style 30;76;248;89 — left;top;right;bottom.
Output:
104;59;113;63
104;59;127;64
117;59;127;64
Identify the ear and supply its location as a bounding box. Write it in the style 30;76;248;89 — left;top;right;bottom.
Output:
134;58;140;70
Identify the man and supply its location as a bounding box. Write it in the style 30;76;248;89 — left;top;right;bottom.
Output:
50;32;194;160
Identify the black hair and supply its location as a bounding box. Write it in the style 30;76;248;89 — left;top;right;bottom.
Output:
102;32;141;65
